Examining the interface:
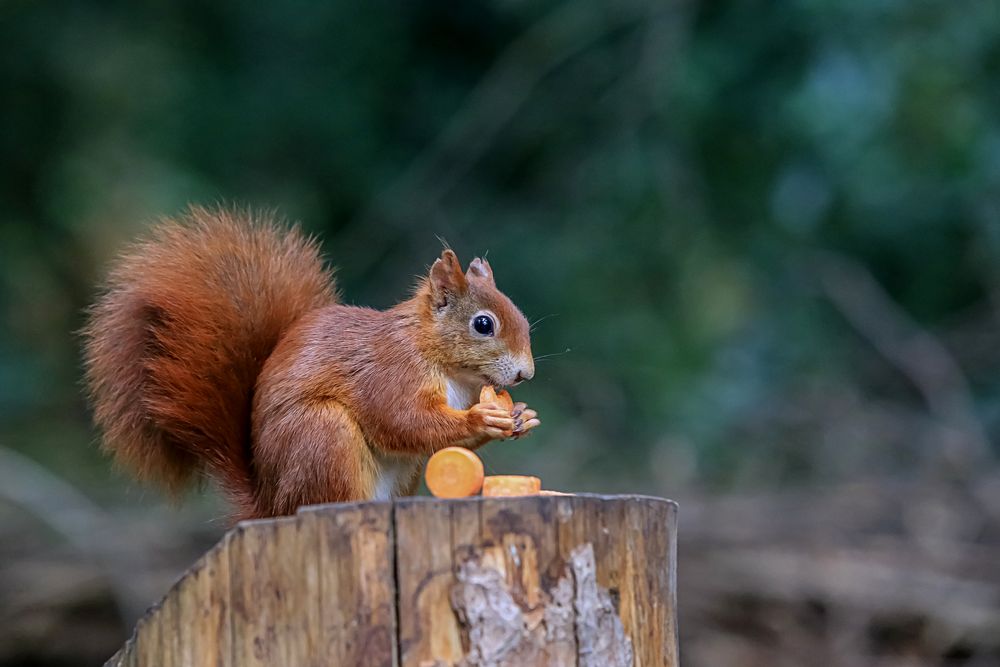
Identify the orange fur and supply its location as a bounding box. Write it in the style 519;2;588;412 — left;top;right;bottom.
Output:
82;207;335;518
83;209;536;520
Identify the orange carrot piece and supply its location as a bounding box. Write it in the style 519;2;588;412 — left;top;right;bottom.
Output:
425;447;485;498
482;475;542;497
479;385;514;412
496;389;514;412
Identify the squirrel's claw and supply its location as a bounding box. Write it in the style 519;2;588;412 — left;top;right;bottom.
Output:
510;408;539;439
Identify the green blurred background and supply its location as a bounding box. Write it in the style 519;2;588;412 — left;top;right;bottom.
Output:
3;1;1000;665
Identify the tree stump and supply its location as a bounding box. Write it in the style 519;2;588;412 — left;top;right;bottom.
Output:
106;494;678;666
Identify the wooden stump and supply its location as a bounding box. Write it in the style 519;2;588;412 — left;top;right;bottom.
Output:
106;494;678;666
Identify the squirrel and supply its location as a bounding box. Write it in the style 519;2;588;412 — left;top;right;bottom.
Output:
82;206;540;520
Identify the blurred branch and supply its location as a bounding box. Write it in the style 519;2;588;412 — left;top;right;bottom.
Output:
601;0;692;124
0;446;151;622
337;0;674;268
680;477;1000;665
812;251;993;474
686;545;1000;659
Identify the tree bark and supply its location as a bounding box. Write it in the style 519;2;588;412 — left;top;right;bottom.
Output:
106;494;678;667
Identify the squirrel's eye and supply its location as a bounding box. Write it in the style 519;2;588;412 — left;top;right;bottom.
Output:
472;314;495;336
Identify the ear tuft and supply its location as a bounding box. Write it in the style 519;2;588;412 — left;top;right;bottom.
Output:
429;249;467;309
466;257;494;285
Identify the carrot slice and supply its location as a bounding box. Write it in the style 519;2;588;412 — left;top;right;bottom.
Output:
425;447;485;498
482;475;542;497
479;385;514;412
480;385;498;404
496;389;514;412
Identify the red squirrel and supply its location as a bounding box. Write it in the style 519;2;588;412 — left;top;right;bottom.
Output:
82;206;540;520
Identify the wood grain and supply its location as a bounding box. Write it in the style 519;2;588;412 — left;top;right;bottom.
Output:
300;501;396;667
105;495;678;667
394;498;463;666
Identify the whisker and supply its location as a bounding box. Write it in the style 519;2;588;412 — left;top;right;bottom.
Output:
529;313;559;331
534;348;572;361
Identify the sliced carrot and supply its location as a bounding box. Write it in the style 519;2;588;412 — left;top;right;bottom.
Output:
495;389;514;412
480;385;498;404
425;447;485;498
479;385;514;412
482;475;542;497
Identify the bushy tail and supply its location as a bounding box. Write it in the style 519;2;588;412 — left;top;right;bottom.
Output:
82;207;336;515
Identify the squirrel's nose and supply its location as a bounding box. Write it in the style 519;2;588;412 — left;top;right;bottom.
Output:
515;365;534;384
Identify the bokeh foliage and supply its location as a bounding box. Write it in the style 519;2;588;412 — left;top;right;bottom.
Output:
2;0;1000;503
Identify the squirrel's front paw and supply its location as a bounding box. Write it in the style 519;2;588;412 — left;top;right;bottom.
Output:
468;401;516;440
510;402;540;439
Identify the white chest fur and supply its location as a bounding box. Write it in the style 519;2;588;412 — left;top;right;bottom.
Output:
372;452;418;501
445;376;479;410
370;376;479;501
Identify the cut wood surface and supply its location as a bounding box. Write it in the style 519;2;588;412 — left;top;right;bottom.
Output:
106;494;678;667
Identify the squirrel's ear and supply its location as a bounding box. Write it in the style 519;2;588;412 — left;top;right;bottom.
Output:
429;249;467;309
466;257;494;285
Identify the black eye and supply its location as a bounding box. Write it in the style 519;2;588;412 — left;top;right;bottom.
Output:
472;314;495;336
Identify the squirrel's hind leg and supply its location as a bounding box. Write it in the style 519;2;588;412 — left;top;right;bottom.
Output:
253;399;375;516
